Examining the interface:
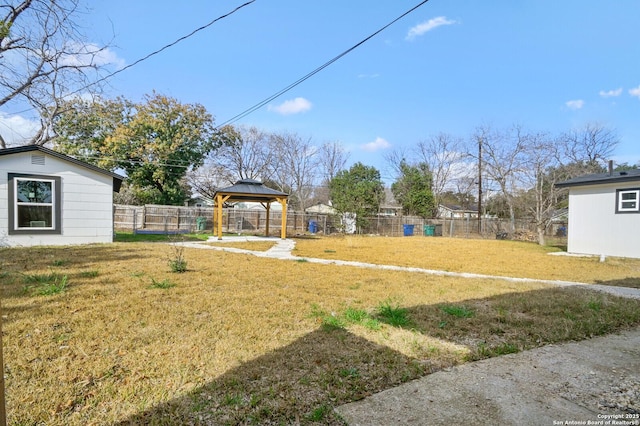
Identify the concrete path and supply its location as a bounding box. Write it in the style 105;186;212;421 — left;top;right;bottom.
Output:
336;328;640;425
179;237;640;300
178;237;640;424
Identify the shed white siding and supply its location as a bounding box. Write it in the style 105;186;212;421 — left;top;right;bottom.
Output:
567;183;640;258
1;150;115;246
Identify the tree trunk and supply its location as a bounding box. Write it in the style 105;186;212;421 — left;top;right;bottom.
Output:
536;223;546;246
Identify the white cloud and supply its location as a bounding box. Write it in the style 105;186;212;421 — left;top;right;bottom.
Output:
360;137;391;152
565;99;585;110
406;16;456;41
0;112;40;146
58;42;126;69
599;88;623;98
629;85;640;99
268;97;312;115
357;73;380;79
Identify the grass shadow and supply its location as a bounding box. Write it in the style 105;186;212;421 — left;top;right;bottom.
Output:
117;327;424;425
114;286;640;425
405;286;640;360
594;277;640;289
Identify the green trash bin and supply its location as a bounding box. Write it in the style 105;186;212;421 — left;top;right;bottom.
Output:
423;224;436;236
196;216;207;231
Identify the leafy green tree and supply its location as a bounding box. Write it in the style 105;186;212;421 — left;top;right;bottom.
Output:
53;96;133;171
614;162;640;172
391;161;435;218
54;93;230;205
329;162;385;229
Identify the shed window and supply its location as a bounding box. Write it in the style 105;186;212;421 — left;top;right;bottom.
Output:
616;188;639;213
8;173;61;234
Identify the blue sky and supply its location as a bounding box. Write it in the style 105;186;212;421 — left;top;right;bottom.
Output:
4;0;640;180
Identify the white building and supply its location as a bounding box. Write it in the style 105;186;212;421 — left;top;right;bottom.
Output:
0;145;124;247
438;204;478;219
556;169;640;259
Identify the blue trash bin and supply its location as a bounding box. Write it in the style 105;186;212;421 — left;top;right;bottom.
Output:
403;224;415;236
309;220;318;233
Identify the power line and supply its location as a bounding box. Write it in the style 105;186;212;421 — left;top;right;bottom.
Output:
217;0;431;128
2;1;257;118
78;0;256;96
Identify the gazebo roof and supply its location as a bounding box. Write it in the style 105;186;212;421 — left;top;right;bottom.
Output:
214;179;289;202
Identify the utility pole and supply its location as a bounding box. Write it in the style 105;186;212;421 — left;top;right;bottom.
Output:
477;137;482;234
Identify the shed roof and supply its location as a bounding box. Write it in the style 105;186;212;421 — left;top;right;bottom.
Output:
214;179;288;202
555;169;640;188
0;145;125;192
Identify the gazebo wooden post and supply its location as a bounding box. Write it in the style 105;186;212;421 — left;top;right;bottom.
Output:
277;197;288;239
265;203;271;237
215;194;231;240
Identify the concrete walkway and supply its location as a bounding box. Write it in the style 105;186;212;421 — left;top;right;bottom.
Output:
336;328;640;425
178;237;640;424
179;237;640;300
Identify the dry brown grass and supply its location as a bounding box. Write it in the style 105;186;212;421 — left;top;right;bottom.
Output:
0;239;639;425
293;235;640;286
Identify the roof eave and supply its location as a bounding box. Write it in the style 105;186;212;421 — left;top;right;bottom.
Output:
0;145;125;191
556;175;640;188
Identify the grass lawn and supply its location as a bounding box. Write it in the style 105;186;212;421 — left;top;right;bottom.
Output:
293;235;640;286
1;237;639;425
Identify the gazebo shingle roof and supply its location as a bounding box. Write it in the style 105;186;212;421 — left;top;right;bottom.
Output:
214;179;288;202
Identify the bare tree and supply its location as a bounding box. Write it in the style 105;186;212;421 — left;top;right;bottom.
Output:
382;146;410;180
520;124;619;245
270;132;319;212
216;125;275;180
0;0;116;147
559;122;618;170
187;125;278;199
517;133;561;245
415;133;469;213
311;140;349;205
384;134;469;216
186;162;234;200
474;124;529;230
318;140;349;183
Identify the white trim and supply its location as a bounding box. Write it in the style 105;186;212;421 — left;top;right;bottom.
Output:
618;189;639;212
14;176;56;230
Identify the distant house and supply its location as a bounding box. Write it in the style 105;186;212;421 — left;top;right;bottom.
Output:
438;204;478;219
378;203;402;216
0;145;124;247
185;196;213;207
379;188;402;216
556;168;640;259
235;201;283;211
305;203;337;215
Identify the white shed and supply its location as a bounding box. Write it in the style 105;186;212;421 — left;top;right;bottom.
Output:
0;145;124;247
556;169;640;259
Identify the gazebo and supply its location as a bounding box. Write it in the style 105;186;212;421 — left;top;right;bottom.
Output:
213;179;289;239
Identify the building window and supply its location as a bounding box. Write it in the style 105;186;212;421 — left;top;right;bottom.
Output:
616;188;640;213
8;173;61;234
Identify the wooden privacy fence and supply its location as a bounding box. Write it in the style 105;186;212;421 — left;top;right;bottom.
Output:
113;204;567;239
113;205;340;235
